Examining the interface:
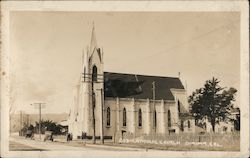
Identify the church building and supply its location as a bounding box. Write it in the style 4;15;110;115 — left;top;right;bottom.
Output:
68;26;195;141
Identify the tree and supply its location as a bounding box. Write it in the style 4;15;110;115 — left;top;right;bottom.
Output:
28;124;34;131
188;77;237;132
35;120;63;135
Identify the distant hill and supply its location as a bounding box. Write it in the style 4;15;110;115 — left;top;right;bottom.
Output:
10;113;69;133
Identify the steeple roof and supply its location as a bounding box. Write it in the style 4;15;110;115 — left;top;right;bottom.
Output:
90;23;98;53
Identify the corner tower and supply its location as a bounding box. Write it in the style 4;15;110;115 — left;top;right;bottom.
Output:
82;24;104;138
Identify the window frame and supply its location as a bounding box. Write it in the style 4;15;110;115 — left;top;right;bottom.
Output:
138;108;142;127
168;110;171;127
92;65;98;82
123;108;127;127
154;110;157;128
106;107;111;127
188;120;191;129
178;100;181;113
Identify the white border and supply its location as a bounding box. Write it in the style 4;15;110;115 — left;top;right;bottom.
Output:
1;1;249;158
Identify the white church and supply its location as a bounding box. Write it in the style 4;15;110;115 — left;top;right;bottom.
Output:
68;26;195;141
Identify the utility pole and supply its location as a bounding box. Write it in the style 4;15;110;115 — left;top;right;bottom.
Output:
39;104;41;139
31;103;45;140
82;65;104;144
95;88;104;144
152;81;156;133
10;113;11;135
20;110;22;136
92;90;96;144
27;114;30;126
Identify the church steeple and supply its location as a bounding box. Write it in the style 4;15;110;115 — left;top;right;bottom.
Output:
88;22;102;62
90;22;98;53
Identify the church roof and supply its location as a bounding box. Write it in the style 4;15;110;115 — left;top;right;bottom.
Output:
104;72;185;101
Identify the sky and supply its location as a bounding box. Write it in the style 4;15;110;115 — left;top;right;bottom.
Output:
10;11;240;114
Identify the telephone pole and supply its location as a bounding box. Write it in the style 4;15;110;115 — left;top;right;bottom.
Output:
152;81;156;133
92;91;96;144
96;88;104;144
39;104;41;138
31;103;45;140
82;69;104;144
101;88;104;144
20;110;23;135
26;114;30;126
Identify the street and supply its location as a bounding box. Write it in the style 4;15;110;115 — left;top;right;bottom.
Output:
9;141;45;151
9;136;145;151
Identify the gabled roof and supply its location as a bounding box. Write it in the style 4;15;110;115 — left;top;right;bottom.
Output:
104;72;185;100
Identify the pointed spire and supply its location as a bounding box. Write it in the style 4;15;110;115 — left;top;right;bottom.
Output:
81;49;84;66
90;22;97;53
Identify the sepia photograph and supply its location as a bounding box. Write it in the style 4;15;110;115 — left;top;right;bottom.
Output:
1;1;249;158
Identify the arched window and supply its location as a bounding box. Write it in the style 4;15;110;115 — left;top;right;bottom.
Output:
180;120;184;131
154;110;157;128
106;107;111;126
168;110;171;127
188;120;191;128
123;108;126;127
138;109;142;127
92;92;96;108
178;100;181;113
92;65;97;82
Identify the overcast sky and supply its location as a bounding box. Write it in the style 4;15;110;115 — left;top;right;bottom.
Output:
10;11;240;114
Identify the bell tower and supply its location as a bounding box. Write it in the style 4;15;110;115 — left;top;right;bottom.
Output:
81;24;104;138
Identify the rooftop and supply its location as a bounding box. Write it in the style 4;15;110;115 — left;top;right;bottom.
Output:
104;72;185;101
